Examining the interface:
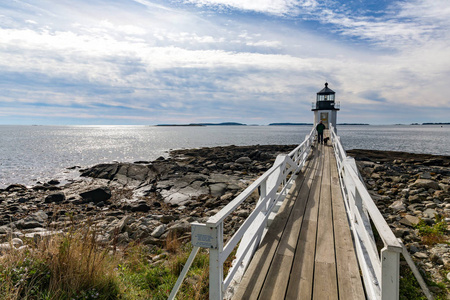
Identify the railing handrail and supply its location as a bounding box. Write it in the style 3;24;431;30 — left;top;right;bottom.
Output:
329;124;432;300
169;126;316;300
206;156;289;226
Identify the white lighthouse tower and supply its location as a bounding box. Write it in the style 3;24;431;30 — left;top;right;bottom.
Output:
312;82;340;132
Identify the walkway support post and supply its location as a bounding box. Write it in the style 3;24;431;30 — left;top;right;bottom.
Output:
209;223;224;300
381;247;400;299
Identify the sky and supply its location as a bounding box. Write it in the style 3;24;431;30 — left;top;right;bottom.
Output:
0;0;449;125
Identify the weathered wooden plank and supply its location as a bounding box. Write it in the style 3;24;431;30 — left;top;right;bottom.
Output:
313;262;339;300
258;146;321;299
314;150;334;260
232;146;317;300
284;218;317;300
285;145;324;300
330;147;366;299
314;146;335;263
313;145;338;299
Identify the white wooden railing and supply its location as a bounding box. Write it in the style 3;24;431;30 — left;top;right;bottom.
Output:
329;124;433;300
168;127;316;300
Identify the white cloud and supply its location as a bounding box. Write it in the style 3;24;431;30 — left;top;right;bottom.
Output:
184;0;301;15
183;0;450;50
246;40;282;48
98;20;147;35
154;30;224;44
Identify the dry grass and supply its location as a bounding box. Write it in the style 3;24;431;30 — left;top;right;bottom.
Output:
165;231;182;254
0;221;215;299
0;225;119;299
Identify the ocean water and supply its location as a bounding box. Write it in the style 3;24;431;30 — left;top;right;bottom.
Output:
0;125;448;188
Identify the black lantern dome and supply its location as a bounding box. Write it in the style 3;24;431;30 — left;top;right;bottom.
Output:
312;82;340;111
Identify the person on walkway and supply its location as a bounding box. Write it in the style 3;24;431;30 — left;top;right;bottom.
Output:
316;121;325;144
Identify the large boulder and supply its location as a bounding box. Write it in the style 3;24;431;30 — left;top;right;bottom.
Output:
80;162;165;185
15;210;48;229
5;184;27;192
81;164;119;180
79;187;111;203
125;201;151;212
45;192;66;203
158;177;209;206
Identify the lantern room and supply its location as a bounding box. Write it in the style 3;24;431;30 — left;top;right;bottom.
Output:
312;82;340;131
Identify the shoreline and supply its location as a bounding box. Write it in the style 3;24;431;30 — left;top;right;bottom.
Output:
0;144;297;244
1;146;448;232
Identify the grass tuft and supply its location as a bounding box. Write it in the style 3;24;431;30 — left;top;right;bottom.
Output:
414;215;448;246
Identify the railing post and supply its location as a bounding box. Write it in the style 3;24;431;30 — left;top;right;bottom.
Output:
381;247;400;300
209;223;224;300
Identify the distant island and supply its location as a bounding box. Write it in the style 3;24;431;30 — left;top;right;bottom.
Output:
269;122;370;126
410;122;449;125
269;123;313;126
157;122;246;126
338;123;369;125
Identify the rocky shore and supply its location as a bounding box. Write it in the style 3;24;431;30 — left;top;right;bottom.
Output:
0;145;449;295
0;144;296;252
347;149;450;294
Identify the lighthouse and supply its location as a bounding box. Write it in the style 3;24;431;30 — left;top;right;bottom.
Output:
312;82;340;132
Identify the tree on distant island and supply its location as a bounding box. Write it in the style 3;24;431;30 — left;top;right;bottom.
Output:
422;122;449;125
268;123;313;126
156;122;246;126
337;123;369;125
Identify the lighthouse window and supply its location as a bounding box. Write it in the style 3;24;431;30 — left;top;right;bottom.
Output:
329;94;334;101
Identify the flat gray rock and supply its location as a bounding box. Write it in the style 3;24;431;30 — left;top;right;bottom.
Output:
209;183;228;197
412;179;441;190
422;208;437;218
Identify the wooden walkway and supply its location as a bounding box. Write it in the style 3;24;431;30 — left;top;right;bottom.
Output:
232;139;366;300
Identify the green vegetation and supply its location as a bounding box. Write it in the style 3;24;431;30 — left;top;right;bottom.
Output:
372;217;449;298
3;214;447;299
0;227;211;300
399;266;428;300
400;264;449;300
414;215;448;246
